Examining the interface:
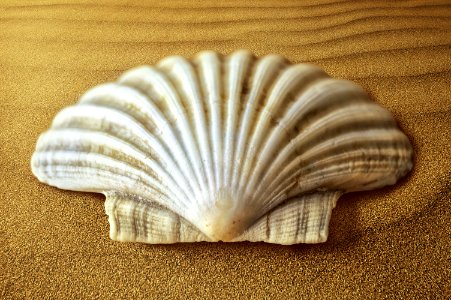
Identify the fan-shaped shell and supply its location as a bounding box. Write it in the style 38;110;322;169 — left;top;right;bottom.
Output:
31;50;413;245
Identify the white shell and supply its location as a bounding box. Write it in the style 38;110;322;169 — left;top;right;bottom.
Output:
31;50;413;245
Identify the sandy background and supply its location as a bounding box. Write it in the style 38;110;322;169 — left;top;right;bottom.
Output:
1;0;450;298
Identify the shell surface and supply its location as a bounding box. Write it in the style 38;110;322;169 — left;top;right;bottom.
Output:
31;50;413;245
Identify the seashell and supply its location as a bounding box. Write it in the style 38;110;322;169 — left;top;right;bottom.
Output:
31;50;413;245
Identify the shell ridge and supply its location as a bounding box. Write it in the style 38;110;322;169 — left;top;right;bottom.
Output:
278;134;409;197
189;51;257;240
33;132;192;211
243;77;339;203
78;82;202;199
46;103;198;202
231;55;287;192
192;54;217;193
239;66;323;200
222;52;253;193
261;129;412;210
33;151;174;203
193;52;223;190
157;57;216;198
253;94;395;204
149;68;210;201
33;146;170;199
257;104;408;202
119;66;209;202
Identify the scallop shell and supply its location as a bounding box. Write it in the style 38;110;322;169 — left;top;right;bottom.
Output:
31;50;413;245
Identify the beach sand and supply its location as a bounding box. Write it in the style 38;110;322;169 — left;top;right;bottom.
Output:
1;0;450;298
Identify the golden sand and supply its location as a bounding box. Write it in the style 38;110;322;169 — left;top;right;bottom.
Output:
1;0;450;298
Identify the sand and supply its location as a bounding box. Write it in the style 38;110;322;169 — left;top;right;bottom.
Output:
1;0;450;298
